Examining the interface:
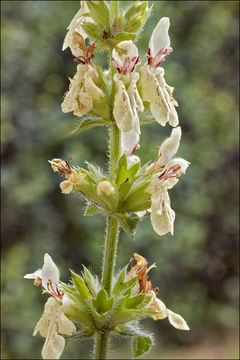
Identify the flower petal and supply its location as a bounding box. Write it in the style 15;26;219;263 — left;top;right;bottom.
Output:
167;309;190;331
41;254;60;292
156;126;182;167
113;75;136;132
150;190;175;236
41;324;65;360
149;17;170;57
24;269;42;280
148;291;168;320
33;297;57;337
121;128;140;156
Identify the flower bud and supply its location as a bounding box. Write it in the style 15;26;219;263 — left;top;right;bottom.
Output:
60;180;73;194
97;181;115;196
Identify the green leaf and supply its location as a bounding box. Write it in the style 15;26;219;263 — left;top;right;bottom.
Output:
119;181;151;213
133;335;152;358
84;203;101;216
124;1;148;20
119;179;132;201
117;214;140;239
128;161;140;180
64;328;95;342
87;1;110;31
125;294;146;309
82;266;100;297
113;32;137;45
71;271;91;299
86;162;104;183
92;288;114;314
116;154;128;185
112;266;128;296
72;116;107;134
113;273;138;297
81;22;102;40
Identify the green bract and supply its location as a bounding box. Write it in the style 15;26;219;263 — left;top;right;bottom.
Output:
61;266;154;358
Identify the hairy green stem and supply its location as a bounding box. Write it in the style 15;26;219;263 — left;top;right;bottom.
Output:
94;333;110;360
102;216;119;294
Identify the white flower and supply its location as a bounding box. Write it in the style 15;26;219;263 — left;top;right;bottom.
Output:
24;253;62;298
24;254;76;359
146;127;189;236
150;187;175;236
62;2;92;58
139;17;179;127
33;297;76;359
112;41;143;162
61;64;104;118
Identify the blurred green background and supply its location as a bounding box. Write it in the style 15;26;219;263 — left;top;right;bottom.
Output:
1;1;239;359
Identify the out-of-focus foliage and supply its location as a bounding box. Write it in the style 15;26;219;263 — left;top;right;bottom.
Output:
1;1;239;359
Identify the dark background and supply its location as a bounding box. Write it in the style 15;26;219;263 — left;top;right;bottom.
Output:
1;1;239;359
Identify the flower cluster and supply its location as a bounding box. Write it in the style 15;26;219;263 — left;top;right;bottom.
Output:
49;158;86;194
24;254;76;359
57;4;189;237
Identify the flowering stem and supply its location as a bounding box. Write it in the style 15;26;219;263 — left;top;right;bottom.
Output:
94;3;120;359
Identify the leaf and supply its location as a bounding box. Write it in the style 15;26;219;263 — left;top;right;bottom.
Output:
133;335;152;358
72;116;107;134
82;266;100;297
116;154;129;185
119;181;151;213
117;214;140;239
64;328;95;342
87;1;110;31
112;266;128;296
128;161;140;180
92;288;114;314
85;162;104;183
119;180;132;201
81;22;102;40
113;32;137;45
71;271;91;299
84;203;102;216
125;294;146;309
